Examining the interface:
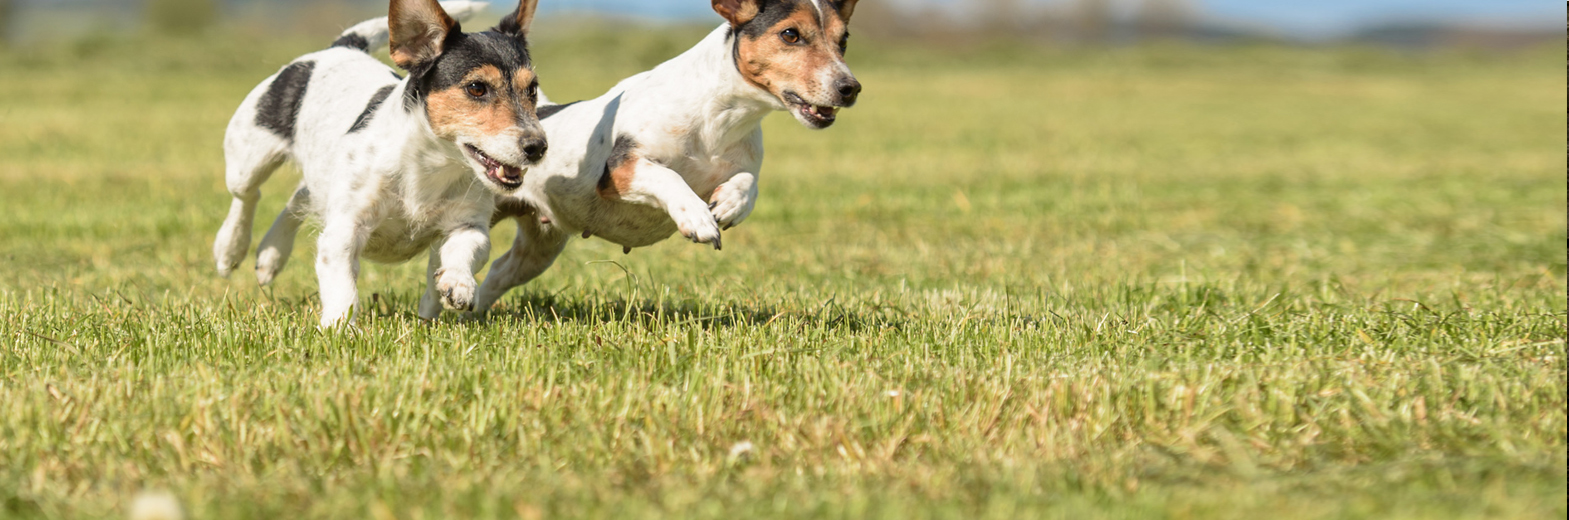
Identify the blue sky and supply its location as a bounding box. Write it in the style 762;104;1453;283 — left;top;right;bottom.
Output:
532;0;1568;36
1198;0;1565;37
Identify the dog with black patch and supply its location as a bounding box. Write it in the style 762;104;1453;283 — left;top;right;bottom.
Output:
348;0;863;313
212;0;548;327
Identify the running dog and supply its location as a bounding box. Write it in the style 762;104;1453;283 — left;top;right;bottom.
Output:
359;0;863;312
213;0;547;326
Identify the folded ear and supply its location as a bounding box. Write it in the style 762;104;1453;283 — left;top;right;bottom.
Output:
389;0;459;70
495;0;541;37
836;0;858;22
712;0;761;27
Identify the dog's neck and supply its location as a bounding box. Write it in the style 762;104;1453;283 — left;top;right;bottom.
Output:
379;82;477;211
638;25;781;152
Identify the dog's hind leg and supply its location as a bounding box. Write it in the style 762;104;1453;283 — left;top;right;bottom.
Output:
255;184;311;286
213;130;288;277
472;218;569;313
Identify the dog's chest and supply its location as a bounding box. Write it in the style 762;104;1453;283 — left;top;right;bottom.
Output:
360;191;483;264
651;133;759;196
569;142;755;247
361;217;444;263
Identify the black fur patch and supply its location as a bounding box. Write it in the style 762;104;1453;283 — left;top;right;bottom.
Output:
332;33;370;51
403;31;533;111
536;101;581;120
735;0;805;39
347;85;396;134
608;135;638;169
255;61;315;141
599;134;639;192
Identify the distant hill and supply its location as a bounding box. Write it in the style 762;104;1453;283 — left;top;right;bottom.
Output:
1351;22;1564;49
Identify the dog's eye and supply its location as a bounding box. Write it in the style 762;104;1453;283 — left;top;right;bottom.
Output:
528;82;539;102
465;82;489;98
839;35;849;53
780;28;801;44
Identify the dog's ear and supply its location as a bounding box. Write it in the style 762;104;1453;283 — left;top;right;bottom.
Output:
712;0;761;27
389;0;459;71
835;0;858;22
495;0;540;38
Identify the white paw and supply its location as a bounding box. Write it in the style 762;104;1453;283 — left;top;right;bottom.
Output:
255;247;287;286
671;205;722;250
709;179;757;230
319;309;355;329
213;231;247;278
435;268;477;311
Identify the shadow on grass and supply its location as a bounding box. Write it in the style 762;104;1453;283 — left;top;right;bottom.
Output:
479;291;906;333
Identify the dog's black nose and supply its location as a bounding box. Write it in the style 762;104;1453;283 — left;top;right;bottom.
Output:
522;139;547;162
836;78;862;102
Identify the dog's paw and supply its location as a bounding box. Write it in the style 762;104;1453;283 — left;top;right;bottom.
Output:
255;248;287;286
435;268;477;311
213;238;246;278
671;205;722;250
709;176;758;231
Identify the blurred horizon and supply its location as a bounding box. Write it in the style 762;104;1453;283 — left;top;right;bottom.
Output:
0;0;1564;46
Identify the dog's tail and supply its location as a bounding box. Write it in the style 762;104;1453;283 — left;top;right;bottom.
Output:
330;1;492;52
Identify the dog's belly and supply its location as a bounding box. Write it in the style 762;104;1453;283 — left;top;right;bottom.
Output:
574;200;679;248
361;219;442;264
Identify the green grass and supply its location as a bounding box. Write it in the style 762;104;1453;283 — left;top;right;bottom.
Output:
0;25;1565;519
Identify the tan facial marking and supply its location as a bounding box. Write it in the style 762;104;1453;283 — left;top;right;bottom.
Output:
512;69;539;104
734;5;846;101
426;65;528;140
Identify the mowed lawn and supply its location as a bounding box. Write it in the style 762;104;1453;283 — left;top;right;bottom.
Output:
0;24;1564;519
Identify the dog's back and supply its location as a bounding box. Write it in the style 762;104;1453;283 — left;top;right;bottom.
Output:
224;46;399;183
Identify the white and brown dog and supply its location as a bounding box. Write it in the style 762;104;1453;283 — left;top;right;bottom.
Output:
213;0;548;326
475;0;864;312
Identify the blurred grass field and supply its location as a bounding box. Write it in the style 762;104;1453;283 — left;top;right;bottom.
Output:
0;21;1565;520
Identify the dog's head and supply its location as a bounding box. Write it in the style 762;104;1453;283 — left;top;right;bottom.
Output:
714;0;862;129
391;0;546;192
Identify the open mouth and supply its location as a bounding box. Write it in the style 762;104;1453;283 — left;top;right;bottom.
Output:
783;92;840;126
465;144;524;189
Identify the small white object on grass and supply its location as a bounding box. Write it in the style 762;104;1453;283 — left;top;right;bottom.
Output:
129;491;185;520
728;441;755;459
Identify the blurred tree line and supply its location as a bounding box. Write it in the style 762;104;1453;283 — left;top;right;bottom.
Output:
146;0;218;35
854;0;1202;44
0;0;15;44
0;0;1195;44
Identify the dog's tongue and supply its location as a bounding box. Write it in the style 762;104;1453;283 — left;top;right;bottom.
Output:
489;163;523;184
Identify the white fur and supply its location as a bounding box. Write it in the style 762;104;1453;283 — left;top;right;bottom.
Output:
213;2;530;327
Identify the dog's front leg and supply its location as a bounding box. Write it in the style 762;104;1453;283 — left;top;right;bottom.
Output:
606;159;722;249
709;172;758;231
315;219;367;328
418;223;490;319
